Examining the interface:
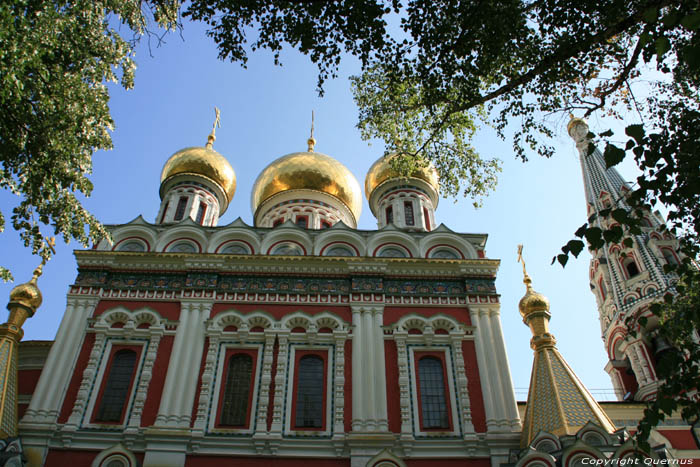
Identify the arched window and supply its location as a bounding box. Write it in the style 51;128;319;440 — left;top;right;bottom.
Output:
195;202;207;224
429;248;459;259
295;355;324;428
271;242;304;256
417;356;449;429
295;216;309;228
173;196;188;221
220;354;253;426
622;257;640;278
423;207;431;231
385;206;394;224
117;240;145;252
95;349;138;423
220;243;251;254
404;201;415;226
661;248;679;266
168;241;197;253
377;246;408;258
324;245;356;257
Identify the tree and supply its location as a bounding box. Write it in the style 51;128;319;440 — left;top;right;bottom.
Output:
186;0;700;449
0;0;179;281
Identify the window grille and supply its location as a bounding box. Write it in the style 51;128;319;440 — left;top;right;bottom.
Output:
404;202;414;226
220;354;253;426
418;356;449;429
295;355;324;428
96;349;137;422
173;197;188;221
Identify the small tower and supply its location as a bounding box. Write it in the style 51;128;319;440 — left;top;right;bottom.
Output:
568;116;680;401
517;245;615;447
250;129;362;229
365;154;439;231
157;108;236;227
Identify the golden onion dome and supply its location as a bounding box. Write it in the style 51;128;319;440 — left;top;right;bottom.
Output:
9;278;42;311
160;146;236;204
251;151;362;222
518;283;550;320
365;154;439;201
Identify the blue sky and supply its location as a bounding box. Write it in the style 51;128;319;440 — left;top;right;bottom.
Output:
0;18;644;400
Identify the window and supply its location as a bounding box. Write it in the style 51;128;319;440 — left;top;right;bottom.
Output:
320;220;332;229
599;279;608;301
173;197;188;221
417;356;449;429
168;241;197;253
378;246;408;258
294;355;325;429
220;354;254;426
271;242;304;256
429;248;459;259
404;201;415;226
95;349;138;423
117;240;145;252
423;207;431;231
159;201;169;224
295;216;308;228
273;218;284;227
195;202;207;225
220;243;250;254
622;257;640;278
324;245;355;257
661;248;679;266
385;206;393;224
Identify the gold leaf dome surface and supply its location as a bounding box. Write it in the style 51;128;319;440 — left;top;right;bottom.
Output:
365;154;440;200
9;279;42;311
160;146;236;203
251;151;362;222
518;288;550;319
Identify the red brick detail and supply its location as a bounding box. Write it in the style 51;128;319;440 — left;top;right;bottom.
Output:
462;340;486;432
141;335;174;426
185;457;350;467
18;368;42;396
656;428;699;450
344;339;352;433
383;307;472;326
93;300;181;321
58;333;95;423
45;450;97;464
384;341;401;433
190;337;210;427
211;304;351;323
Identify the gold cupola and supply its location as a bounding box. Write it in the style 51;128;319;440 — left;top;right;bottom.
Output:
365;153;440;230
157;108;236;226
251;125;362;228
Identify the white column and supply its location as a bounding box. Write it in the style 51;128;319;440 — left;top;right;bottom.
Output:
468;307;496;431
269;333;289;434
362;309;375;430
155;307;190;424
373;308;388;431
478;310;507;426
351;308;364;431
22;297;96;424
487;307;521;430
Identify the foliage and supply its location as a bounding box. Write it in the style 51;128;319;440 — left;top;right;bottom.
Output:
185;0;700;446
0;0;179;281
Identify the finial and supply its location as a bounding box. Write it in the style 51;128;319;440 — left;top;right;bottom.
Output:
307;110;316;152
206;107;221;149
517;244;533;291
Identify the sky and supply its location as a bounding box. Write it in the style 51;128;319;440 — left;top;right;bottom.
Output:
0;18;646;401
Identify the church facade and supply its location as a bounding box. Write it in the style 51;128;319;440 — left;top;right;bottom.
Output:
10;117;699;466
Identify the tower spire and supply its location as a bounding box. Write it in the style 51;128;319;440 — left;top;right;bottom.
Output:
517;245;615;447
206;107;221;149
307;110;316;152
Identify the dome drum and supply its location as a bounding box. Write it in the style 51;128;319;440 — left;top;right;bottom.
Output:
254;189;354;229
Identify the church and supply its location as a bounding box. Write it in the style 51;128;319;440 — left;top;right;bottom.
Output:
4;114;698;466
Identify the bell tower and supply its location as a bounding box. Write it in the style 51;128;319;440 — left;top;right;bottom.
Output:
568;117;681;401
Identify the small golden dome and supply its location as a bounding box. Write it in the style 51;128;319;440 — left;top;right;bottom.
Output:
9;278;42;311
518;283;550;319
567;115;588;136
251;151;362;222
160;146;236;205
365;154;439;201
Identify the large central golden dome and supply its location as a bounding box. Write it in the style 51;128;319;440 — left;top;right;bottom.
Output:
160;146;236;205
251;151;362;222
365;154;439;201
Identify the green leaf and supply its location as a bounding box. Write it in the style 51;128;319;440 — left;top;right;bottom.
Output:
681;12;700;30
625;124;645;144
622;237;634;248
557;254;569;267
642;7;658;24
603;144;625;168
655;36;671;57
567;240;585;258
611;208;629;223
599;129;613;137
